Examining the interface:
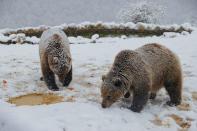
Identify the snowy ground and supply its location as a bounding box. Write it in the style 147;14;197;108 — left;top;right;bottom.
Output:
0;30;197;131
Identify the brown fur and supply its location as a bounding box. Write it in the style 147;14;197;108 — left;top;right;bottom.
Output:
101;43;182;112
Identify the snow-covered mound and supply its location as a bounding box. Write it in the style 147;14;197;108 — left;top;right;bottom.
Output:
0;22;194;45
0;27;197;131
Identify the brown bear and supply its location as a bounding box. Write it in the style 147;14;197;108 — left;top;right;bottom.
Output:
39;28;72;91
101;43;182;112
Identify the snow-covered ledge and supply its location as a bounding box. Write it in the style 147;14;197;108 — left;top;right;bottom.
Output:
0;22;194;45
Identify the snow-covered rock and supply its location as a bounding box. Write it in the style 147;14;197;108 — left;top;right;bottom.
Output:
90;34;99;43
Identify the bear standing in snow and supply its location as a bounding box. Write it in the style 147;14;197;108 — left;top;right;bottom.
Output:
101;43;182;112
39;28;72;91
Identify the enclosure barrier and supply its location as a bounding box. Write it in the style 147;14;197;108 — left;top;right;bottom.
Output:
0;22;193;45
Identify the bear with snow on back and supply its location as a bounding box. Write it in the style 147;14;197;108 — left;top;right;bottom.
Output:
39;28;72;91
101;43;182;112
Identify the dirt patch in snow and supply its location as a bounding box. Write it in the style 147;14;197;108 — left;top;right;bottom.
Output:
151;114;193;130
8;93;64;106
169;114;192;130
192;91;197;101
177;103;191;111
150;115;171;127
65;96;76;102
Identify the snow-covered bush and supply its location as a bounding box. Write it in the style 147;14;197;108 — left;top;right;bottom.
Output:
117;1;165;24
187;15;197;26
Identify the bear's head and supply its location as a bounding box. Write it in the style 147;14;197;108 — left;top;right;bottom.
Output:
48;52;71;76
101;74;126;108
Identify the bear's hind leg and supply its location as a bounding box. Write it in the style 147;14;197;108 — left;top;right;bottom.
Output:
164;75;182;106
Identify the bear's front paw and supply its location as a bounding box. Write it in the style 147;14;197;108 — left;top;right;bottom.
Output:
62;76;72;87
63;79;72;87
128;105;143;113
48;86;59;91
149;93;156;99
63;82;70;87
166;100;181;106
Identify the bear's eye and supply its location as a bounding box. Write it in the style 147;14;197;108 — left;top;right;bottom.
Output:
107;95;111;99
114;79;122;87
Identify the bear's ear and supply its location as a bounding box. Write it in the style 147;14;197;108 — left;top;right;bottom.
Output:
67;57;71;63
53;57;59;64
102;75;106;81
114;78;122;87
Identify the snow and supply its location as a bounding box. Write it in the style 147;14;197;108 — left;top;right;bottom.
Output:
0;33;40;45
0;28;197;131
0;34;10;43
90;34;99;43
91;34;99;41
26;36;40;44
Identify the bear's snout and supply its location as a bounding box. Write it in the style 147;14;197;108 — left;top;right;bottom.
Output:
102;103;107;108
